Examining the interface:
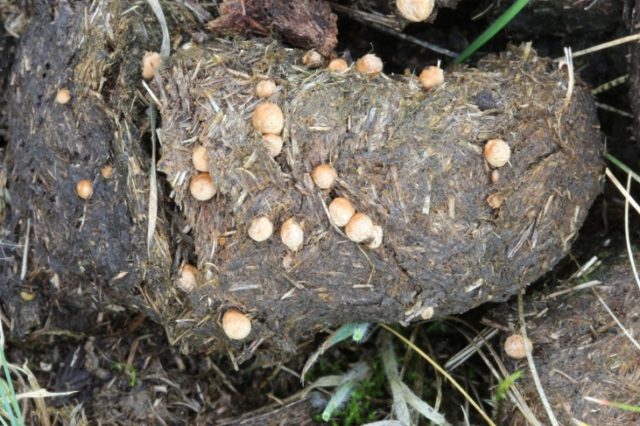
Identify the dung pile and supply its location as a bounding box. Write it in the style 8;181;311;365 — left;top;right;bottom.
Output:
3;0;602;364
154;39;602;362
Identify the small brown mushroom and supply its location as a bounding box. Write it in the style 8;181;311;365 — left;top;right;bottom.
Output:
252;102;284;135
280;218;304;251
189;173;216;201
484;139;511;168
55;88;71;104
356;54;383;75
345;212;374;242
504;334;533;359
329;197;356;227
141;51;162;79
76;179;93;200
177;264;198;292
311;164;337;189
222;309;252;340
248;216;274;242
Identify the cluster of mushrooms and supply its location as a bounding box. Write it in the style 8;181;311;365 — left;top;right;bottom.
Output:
65;45;513;342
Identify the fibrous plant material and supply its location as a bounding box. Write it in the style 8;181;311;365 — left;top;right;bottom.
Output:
3;1;602;365
155;38;602;362
495;254;640;425
208;0;338;55
632;0;640;148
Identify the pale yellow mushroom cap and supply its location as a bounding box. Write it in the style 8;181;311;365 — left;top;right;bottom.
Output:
504;334;533;359
222;309;252;340
56;88;71;105
280;218;304;251
263;134;284;157
397;0;435;22
76;179;93;199
177;264;197;292
141;51;162;80
192;146;209;172
356;54;383;75
368;225;384;249
189;173;216;201
248;216;274;242
345;212;374;242
256;80;277;98
329;197;356;227
328;58;349;73
311;164;337;189
419;66;444;90
252;102;284;135
302;50;323;68
484;139;511;168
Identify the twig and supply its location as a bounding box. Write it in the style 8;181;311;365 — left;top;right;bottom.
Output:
605;168;640;215
592;288;640;352
557;33;640;61
623;174;640;294
19;219;30;281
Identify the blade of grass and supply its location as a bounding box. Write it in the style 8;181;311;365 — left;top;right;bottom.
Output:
0;321;20;426
623;174;640;293
453;0;529;64
584;396;640;413
380;324;496;426
605;153;640;185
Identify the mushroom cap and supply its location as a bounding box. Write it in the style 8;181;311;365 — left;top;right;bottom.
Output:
484;139;511;168
262;134;283;157
56;88;71;104
222;309;252;340
252;102;284;135
356;54;383;75
504;334;533;359
328;58;349;73
311;164;337;189
302;50;323;68
248;216;274;242
142;51;162;79
397;0;435;22
192;146;209;172
177;264;197;292
368;225;384;249
256;80;277;98
419;66;444;90
189;173;216;201
329;197;356;227
76;179;93;199
280;218;304;251
345;212;374;242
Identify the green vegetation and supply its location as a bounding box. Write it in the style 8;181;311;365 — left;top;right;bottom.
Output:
454;0;530;64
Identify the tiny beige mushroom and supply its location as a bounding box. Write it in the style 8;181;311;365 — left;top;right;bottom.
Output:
256;80;277;98
262;134;284;157
302;50;323;68
222;309;252;340
504;334;533;359
248;216;274;242
189;173;216;201
484;139;511;168
311;164;337;189
328;58;349;73
419;66;444;90
397;0;435;22
177;264;197;292
280;218;304;251
141;51;162;80
345;212;374;242
76;179;93;200
252;102;284;135
55;88;71;104
329;197;356;227
192;146;209;172
356;54;383;75
368;225;384;249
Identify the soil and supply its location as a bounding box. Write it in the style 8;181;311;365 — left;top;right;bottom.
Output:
0;0;637;424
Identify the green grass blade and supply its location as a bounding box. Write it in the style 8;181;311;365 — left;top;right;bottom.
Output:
605;153;640;185
453;0;530;64
584;396;640;413
0;322;21;426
